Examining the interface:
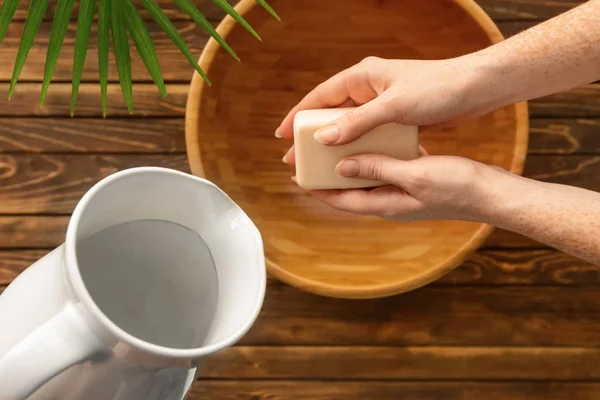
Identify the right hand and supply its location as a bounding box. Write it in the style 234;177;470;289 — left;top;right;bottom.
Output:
276;55;492;164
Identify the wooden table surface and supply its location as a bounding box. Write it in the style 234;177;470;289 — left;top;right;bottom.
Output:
1;1;599;399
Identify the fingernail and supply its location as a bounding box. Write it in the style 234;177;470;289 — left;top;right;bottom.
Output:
275;129;282;138
291;176;297;183
314;125;340;144
282;154;288;163
337;160;359;177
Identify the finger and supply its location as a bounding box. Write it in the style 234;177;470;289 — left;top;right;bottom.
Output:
335;153;420;187
307;186;420;217
418;145;428;157
306;188;385;216
313;94;396;145
276;67;361;139
282;145;295;165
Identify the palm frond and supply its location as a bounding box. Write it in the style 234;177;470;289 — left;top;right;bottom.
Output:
0;0;278;114
9;0;49;99
70;0;95;116
97;0;110;116
141;0;212;85
172;0;240;62
212;0;261;41
123;0;167;98
41;0;76;108
110;0;133;113
0;0;20;44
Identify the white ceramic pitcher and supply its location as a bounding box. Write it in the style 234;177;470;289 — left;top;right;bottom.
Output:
0;167;266;400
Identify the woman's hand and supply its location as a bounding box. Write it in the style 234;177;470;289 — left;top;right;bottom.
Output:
306;148;503;223
276;56;495;164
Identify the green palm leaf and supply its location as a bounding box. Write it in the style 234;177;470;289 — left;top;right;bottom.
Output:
70;0;96;116
110;0;133;113
172;0;240;62
140;0;211;85
211;0;261;40
0;0;20;44
123;0;166;98
256;0;280;21
97;0;109;116
40;0;76;108
8;0;49;99
1;0;278;113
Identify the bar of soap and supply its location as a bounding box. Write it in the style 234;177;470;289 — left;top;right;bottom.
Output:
293;107;419;190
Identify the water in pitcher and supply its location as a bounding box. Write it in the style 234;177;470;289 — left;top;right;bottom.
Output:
76;219;219;349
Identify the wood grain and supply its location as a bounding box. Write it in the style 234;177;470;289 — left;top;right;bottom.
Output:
1;118;598;154
0;154;189;213
0;21;543;83
186;381;600;400
0;21;212;82
1;216;544;250
529;119;600;154
197;346;600;380
3;248;597;286
241;285;600;346
436;249;600;286
0;216;67;248
11;0;586;22
2;271;600;346
0;83;187;117
2;153;595;216
0;118;185;153
0;250;48;284
1;82;600;118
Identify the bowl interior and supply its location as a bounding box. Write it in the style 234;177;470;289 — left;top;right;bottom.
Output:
186;0;528;298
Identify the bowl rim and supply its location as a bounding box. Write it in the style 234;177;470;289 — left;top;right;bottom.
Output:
185;0;530;299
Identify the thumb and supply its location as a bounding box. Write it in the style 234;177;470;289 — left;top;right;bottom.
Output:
335;154;420;187
313;95;395;145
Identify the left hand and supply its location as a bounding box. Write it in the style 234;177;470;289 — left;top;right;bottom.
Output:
304;148;509;223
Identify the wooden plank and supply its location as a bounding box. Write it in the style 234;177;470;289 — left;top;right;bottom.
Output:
1;154;598;214
3;248;597;287
0;216;67;248
2;117;599;155
2;82;600;118
2;276;600;346
197;346;600;380
0;83;188;117
1;118;598;155
0;216;538;250
241;285;600;346
436;249;600;286
0;250;48;284
12;0;227;21
0;154;189;214
10;0;585;21
188;381;600;400
0;118;185;153
477;0;583;20
0;21;212;82
530;85;600;118
529;119;600;154
0;21;539;83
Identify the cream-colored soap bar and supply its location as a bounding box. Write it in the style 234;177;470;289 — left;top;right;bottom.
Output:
293;107;419;190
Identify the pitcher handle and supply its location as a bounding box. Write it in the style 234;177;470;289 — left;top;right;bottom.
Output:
0;303;105;400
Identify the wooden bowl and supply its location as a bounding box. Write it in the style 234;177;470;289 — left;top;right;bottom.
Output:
185;0;529;299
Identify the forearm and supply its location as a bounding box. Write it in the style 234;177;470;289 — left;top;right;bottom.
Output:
480;171;600;264
464;0;600;111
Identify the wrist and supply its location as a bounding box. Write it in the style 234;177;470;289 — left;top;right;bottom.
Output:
454;49;520;116
469;165;541;228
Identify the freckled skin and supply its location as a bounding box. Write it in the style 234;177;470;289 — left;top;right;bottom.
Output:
467;0;600;112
